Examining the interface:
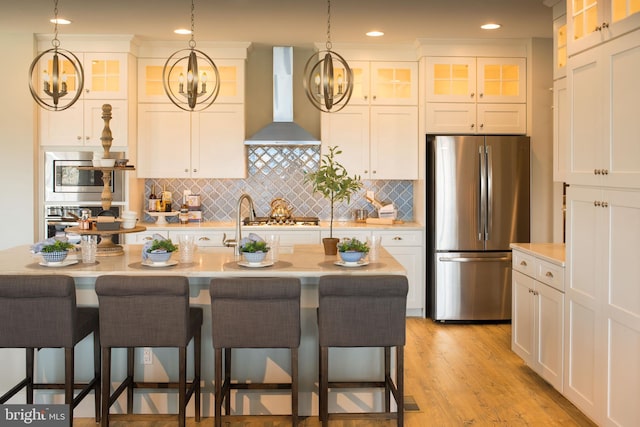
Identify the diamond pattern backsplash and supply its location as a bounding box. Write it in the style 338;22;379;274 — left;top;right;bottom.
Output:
144;146;413;223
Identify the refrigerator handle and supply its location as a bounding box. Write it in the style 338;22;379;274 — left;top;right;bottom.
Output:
438;256;512;262
478;146;487;241
486;144;493;241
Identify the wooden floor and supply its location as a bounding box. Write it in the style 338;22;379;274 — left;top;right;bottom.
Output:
76;318;596;426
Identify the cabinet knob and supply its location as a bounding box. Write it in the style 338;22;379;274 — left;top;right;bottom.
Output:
364;95;368;101
602;201;609;208
364;170;368;174
479;93;484;98
602;169;609;175
372;95;377;101
193;169;198;173
594;169;601;175
470;92;475;98
86;136;90;141
77;136;82;140
470;124;475;129
479;123;484;129
372;170;377;175
594;201;601;207
184;169;189;173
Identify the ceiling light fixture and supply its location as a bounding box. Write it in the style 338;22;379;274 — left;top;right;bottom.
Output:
174;29;192;35
50;18;71;25
366;30;384;37
28;0;84;111
481;23;501;30
162;0;220;111
303;0;353;113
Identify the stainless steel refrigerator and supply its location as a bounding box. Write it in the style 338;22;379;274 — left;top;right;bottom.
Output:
427;135;530;321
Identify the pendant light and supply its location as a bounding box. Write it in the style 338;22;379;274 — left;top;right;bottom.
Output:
28;0;84;111
163;0;220;112
303;0;353;113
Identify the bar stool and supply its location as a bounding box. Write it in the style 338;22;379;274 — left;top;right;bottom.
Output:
317;274;408;426
209;277;301;427
95;275;202;427
0;275;100;426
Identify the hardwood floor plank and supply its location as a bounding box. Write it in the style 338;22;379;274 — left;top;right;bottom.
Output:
74;318;596;427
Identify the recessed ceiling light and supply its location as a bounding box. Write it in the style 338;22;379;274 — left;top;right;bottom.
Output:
50;18;71;25
366;31;385;37
481;23;501;30
174;29;192;35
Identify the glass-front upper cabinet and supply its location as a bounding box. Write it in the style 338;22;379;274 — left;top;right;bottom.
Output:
337;61;417;105
555;15;568;79
138;58;244;104
568;0;640;55
37;52;128;100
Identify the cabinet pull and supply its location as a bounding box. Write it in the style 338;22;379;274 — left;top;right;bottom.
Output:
392;236;402;241
602;169;608;175
602;201;608;208
198;236;210;241
520;260;528;266
545;271;554;278
594;169;601;175
594;201;601;207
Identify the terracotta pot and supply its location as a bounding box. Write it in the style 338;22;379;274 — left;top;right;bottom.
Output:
322;237;339;255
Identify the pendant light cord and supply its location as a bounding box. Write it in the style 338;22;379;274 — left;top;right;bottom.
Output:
52;0;60;48
189;0;196;49
326;0;332;51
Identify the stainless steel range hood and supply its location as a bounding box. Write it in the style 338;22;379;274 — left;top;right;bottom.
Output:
244;46;320;146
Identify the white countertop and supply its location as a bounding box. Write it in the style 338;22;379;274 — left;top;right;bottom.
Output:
510;242;566;266
3;244;406;278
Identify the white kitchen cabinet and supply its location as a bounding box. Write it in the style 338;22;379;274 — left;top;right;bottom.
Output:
137;103;246;178
512;249;565;393
321;105;418;180
138;58;245;104
168;230;231;247
565;185;640;425
424;56;526;134
554;12;568;80
37;52;132;147
125;230;169;244
553;77;569;182
567;0;640;56
337;61;417;106
567;30;640;188
40;99;128;147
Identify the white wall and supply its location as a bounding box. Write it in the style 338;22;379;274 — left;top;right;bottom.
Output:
0;33;36;250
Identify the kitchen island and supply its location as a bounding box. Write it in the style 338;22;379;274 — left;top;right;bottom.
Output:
0;244;407;418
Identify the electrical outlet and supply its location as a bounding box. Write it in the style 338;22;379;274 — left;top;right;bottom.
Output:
143;347;152;365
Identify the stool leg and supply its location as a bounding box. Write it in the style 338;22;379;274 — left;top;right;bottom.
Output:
93;329;101;423
194;329;201;422
126;347;134;414
385;346;391;413
26;348;34;404
179;346;186;427
65;348;74;409
319;346;328;426
397;346;404;427
224;348;231;415
101;348;111;427
214;348;222;427
291;347;298;426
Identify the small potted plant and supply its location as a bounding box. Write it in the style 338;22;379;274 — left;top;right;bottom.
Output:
304;146;363;255
337;237;370;264
146;238;178;264
40;239;75;263
239;236;270;264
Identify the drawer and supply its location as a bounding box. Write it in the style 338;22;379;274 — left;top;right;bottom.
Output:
374;230;423;247
168;230;228;247
512;250;536;277
536;259;565;292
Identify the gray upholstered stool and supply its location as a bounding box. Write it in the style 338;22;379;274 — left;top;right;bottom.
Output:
318;275;408;426
0;275;100;426
209;277;301;427
95;275;202;427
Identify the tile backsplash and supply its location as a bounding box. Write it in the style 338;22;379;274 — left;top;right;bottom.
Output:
144;146;413;223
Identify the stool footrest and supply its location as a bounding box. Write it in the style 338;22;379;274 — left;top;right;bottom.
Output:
328;381;386;389
230;382;293;390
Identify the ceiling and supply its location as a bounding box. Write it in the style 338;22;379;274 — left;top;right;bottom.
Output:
1;0;554;47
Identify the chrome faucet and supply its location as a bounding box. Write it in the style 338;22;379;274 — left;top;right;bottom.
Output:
223;193;256;255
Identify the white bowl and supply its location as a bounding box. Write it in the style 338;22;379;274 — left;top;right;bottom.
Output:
122;219;137;229
99;158;116;167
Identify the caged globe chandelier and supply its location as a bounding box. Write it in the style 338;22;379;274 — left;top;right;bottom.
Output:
303;0;353;113
28;0;84;111
163;0;220;112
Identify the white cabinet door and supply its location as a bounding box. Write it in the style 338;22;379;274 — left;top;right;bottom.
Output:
425;102;477;134
512;270;535;365
476;57;527;104
193;104;246;179
321;106;369;177
567;30;640;188
137;103;191;178
535;281;564;392
425;57;477;103
168;230;230;247
476;103;526;134
370;106;418;180
369;62;418;105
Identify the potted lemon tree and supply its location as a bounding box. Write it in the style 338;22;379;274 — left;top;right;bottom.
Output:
304;146;362;255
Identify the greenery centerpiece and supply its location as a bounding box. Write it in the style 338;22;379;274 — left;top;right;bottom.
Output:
146;238;178;263
304;146;363;255
40;239;75;263
337;237;370;263
239;234;270;264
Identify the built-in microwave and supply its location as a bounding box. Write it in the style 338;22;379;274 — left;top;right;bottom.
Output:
45;151;125;203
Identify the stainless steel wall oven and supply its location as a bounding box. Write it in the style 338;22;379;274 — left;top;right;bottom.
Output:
45;151;124;203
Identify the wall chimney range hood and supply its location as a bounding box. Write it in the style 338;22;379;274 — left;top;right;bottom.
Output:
244;46;320;146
